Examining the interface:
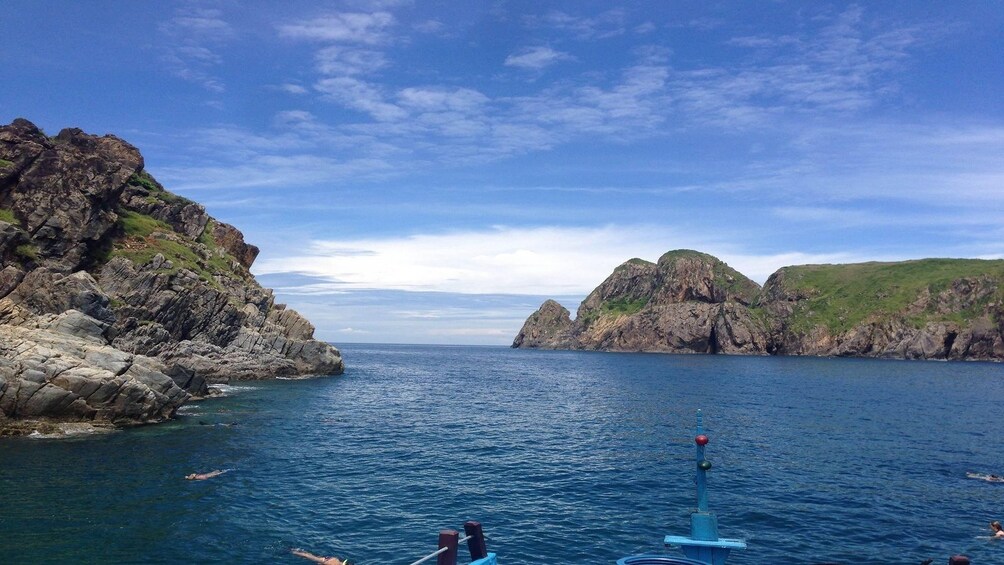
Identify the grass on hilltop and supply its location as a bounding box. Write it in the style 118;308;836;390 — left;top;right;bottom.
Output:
775;259;1004;334
110;210;244;291
128;171;194;206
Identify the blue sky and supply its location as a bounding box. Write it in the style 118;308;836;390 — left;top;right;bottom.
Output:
3;1;1003;345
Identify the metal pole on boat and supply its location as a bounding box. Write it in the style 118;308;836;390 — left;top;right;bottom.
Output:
464;521;488;560
661;410;746;565
691;409;718;540
436;530;459;565
695;410;711;514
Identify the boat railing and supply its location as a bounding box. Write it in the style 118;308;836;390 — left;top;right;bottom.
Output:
406;520;497;565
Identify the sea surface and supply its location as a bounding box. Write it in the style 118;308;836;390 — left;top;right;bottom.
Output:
2;344;1004;564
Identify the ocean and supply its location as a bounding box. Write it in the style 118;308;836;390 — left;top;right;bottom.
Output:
2;344;1003;564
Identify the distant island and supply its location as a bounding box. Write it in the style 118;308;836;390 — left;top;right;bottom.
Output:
0;119;343;436
513;249;1004;361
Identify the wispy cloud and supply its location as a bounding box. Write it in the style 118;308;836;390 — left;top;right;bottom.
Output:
275;83;309;95
504;46;574;70
315;46;388;75
671;6;931;127
527;9;627;39
159;7;234;92
412;19;446;35
277;12;395;44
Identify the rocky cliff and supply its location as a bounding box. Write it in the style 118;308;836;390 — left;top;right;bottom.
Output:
0;118;343;435
513;250;1004;361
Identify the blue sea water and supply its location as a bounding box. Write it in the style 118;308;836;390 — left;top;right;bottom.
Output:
2;344;1004;564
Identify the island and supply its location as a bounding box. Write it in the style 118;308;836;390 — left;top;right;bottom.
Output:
513;249;1004;361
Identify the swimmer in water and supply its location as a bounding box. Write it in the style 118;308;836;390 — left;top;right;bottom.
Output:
291;548;348;565
991;521;1004;538
185;469;227;480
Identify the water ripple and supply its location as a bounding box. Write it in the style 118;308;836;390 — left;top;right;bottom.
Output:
3;346;1004;563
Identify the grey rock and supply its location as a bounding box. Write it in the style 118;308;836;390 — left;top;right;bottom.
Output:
0;321;187;424
0;118;344;432
511;299;573;349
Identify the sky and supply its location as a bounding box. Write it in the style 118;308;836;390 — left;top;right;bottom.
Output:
2;1;1003;345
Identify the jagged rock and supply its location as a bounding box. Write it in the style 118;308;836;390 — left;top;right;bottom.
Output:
0;312;187;424
212;221;259;269
515;252;1004;362
515;251;769;355
0;268;114;328
0;118;344;433
1;123;142;272
0;265;24;299
0;220;27;261
512;299;574;349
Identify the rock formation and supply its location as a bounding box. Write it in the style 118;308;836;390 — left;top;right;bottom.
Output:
514;251;768;354
0;118;343;434
513;251;1004;361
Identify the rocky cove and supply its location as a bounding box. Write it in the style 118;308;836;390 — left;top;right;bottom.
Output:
0;119;343;436
513;249;1004;361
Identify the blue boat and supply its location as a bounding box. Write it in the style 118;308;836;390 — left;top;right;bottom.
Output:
415;409;743;565
419;410;973;564
617;409;746;565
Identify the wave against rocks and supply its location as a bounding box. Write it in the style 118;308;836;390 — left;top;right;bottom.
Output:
0;119;343;434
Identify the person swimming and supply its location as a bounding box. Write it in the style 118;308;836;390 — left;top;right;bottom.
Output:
291;548;348;565
991;521;1004;538
966;472;1004;482
185;469;228;480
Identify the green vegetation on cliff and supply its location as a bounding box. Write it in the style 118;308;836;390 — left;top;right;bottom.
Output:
601;296;650;317
128;171;194;206
0;207;17;225
615;257;655;271
110;210;245;290
777;259;1004;333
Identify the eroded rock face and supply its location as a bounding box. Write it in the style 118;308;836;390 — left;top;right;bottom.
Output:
0;311;187;424
0;122;143;272
514;252;1004;362
761;267;1004;361
512;299;574;349
0;118;344;431
514;251;770;354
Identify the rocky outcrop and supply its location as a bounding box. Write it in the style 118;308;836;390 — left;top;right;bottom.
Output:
0;311;187;425
512;299;574;349
760;262;1004;360
514;251;769;354
0;119;344;434
514;252;1004;362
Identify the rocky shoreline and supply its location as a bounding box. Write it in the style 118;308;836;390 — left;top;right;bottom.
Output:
0;119;343;435
514;250;1004;361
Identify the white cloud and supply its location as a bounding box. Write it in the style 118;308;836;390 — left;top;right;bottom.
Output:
413;19;445;34
278;83;309;94
160;8;235;39
504;46;574;70
314;77;407;121
315;46;388;75
673;6;931;126
397;87;488;112
528;9;627;39
253;225;880;295
278;12;395;44
159;8;234;92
